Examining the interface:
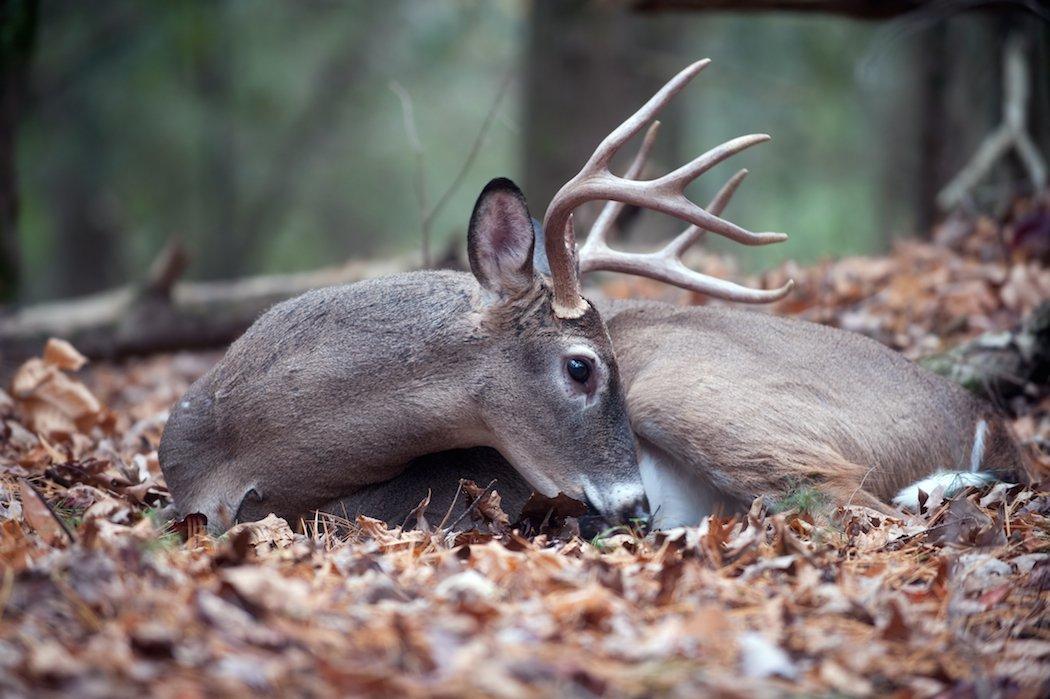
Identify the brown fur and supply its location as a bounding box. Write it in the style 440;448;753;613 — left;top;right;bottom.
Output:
603;299;1025;511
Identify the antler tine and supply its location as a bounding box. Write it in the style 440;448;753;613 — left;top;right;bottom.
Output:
638;133;783;247
543;60;711;318
580;120;662;260
579;226;795;303
666;168;750;257
657;134;768;197
707;168;749;217
575;120;793;303
579;169;794;302
584;59;710;171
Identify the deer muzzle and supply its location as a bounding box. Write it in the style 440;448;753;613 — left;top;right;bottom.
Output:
581;478;649;531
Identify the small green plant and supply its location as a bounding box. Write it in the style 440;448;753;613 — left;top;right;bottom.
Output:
628;514;651;531
139;506;183;553
772;484;828;516
50;499;84;532
590;515;650;551
590;524;632;550
141;530;182;554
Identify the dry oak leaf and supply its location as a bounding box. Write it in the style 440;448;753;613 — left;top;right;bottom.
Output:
225;513;296;552
26;640;85;680
460;478;510;530
10;339;102;437
222;566;313;618
18;478;71;546
518;492;587;526
42;338;88;371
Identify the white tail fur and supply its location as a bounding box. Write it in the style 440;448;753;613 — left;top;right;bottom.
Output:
969;419;988;473
893;419;996;510
892;471;998;510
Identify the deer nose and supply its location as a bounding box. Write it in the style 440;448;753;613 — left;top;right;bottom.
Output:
612;494;650;528
580;485;650;534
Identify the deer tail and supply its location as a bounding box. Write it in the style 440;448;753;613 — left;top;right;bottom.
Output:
893;415;1033;511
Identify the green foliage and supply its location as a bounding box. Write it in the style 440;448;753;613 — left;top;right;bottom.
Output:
50;498;83;532
142;529;182;554
590;516;649;551
772;484;829;516
590;525;631;551
0;0;38;60
17;1;520;300
141;506;182;553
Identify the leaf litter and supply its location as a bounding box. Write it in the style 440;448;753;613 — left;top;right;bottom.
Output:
1;201;1049;697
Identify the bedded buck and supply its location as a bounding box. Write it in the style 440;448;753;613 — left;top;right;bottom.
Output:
331;60;1028;529
160;60;794;532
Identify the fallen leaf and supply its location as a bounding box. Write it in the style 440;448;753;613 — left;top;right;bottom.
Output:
18;478;71;545
42;338;89;371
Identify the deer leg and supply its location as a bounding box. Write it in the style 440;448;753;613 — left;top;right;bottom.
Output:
312;448;533;529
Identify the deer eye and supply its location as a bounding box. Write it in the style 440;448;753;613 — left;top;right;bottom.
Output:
566;357;591;384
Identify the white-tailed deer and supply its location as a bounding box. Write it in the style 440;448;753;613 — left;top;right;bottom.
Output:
160;63;796;533
330;60;1029;529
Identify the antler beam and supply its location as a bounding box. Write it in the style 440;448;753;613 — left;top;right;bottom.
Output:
546;59;793;305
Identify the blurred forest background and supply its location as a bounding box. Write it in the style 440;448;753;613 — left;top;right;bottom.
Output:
1;0;1048;305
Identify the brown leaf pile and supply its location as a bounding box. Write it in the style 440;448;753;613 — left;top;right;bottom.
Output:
2;203;1049;696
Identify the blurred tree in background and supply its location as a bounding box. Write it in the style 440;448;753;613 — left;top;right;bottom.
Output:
15;0;520;301
5;0;1048;304
1;0;37;302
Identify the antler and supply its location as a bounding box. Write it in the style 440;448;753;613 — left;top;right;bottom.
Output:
579;131;794;303
543;59;793;310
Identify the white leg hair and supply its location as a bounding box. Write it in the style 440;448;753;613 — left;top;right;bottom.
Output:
969;419;988;473
892;471;999;510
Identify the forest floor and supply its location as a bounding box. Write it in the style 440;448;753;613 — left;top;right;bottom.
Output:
2;201;1049;697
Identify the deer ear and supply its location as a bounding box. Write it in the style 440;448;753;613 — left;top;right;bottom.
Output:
468;178;536;296
530;217;552;277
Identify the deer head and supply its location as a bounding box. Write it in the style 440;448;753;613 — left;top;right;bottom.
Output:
460;177;641;518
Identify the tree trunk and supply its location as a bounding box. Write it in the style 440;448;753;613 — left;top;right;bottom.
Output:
523;0;683;241
0;253;416;378
0;0;39;302
192;0;240;280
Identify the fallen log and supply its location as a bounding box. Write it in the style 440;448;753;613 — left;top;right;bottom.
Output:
920;300;1050;407
0;247;414;376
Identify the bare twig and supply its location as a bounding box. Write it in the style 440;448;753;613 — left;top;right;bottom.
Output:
18;477;76;544
447;478;498;532
391;72;513;269
846;463;880;510
938;34;1048;211
390;80;431;267
436;480;466;532
425;70;514;233
144;236;189;298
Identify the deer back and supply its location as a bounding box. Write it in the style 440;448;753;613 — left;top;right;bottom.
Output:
601;300;1025;517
